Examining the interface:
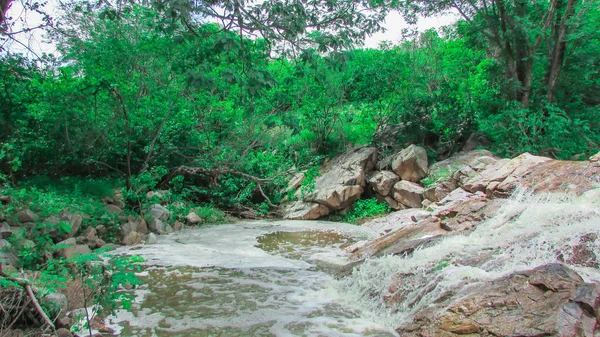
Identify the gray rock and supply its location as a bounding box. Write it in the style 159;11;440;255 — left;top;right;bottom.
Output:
149;204;171;222
149;219;173;234
137;218;149;234
0;239;18;267
146;233;158;245
61;244;91;259
0;222;11;239
282;201;331;220
121;221;138;237
105;204;124;215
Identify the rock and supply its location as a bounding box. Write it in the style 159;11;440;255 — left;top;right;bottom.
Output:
15;209;39;223
364;208;431;235
149;204;171;222
368;171;399;197
83;227;104;249
0;239;19;267
172;221;183;231
461;132;491;151
42;292;68;319
105;204;124;215
0;194;11;204
423;179;458;203
392;181;424;208
390;145;429;182
146;232;158;244
149;219;173;234
284;172;306;194
61;244;91;259
0;222;11;239
401;264;600;337
302;147;377;210
56;328;73;337
137;218;148;234
376;194;405;211
590;151;600;163
462;153;551;194
121;221;138;237
185;212;201;225
56;316;75;329
429;149;496;172
122;231;142;246
68;214;82;238
282;201;330;220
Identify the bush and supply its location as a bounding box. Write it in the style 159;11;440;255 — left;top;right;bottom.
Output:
344;198;391;224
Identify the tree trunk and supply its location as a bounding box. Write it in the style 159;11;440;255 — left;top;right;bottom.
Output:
0;0;12;30
545;0;577;103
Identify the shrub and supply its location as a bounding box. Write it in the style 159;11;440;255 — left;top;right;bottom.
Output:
344;198;391;224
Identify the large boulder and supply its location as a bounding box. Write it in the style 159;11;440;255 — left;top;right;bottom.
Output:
390;145;429;182
0;222;11;239
149;204;171;222
423;179;458;203
398;264;600;337
185;212;201;225
282;201;330;220
283;147;377;219
368;171;399;197
15;210;39;224
122;231;143;246
149;219;173;234
392;181;424;209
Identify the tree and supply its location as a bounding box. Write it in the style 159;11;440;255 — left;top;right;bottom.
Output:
393;0;596;107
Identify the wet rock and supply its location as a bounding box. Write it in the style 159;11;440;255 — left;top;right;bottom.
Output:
365;208;431;235
390;144;429;182
368;171;399;197
149;219;173;234
146;232;158;244
282;201;330;220
400;264;600;337
185;212;201;225
392;181;424;208
149;204;171;222
15;209;39;223
557;233;599;268
122;231;142;246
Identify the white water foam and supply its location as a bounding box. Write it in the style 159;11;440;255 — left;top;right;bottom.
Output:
338;188;600;329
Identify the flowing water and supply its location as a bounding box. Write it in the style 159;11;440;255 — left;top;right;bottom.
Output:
107;220;398;337
339;188;600;328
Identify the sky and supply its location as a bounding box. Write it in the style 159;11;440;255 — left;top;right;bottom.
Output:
4;1;458;57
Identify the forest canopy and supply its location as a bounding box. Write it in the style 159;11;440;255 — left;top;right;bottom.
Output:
1;0;599;210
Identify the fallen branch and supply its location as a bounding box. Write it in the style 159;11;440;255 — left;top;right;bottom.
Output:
0;263;56;332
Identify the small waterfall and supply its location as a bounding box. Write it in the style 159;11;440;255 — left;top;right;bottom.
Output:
337;188;600;329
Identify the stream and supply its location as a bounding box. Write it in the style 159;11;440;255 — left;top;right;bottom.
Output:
107;220;397;337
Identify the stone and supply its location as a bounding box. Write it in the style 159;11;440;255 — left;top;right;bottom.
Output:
149;204;171;222
393;181;425;208
61;244;91;259
461;132;491;152
423;179;458;203
390;145;429;182
368;171;400;197
282;201;330;220
149;219;173;234
56;317;75;329
137;218;149;234
146;232;158;244
122;231;142;246
42;292;68;319
0;239;18;267
172;221;184;231
376;194;405;211
0;194;11;204
68;214;83;238
121;221;138;237
364;208;431;235
0;221;11;239
589;151;600;163
56;328;73;337
185;212;201;225
429;149;496;172
284;172;306;194
302;147;377;210
105;204;124;215
15;209;39;223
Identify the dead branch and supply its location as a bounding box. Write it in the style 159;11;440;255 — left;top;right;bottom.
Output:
0;263;56;332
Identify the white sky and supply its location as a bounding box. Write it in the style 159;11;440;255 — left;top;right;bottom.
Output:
4;1;458;57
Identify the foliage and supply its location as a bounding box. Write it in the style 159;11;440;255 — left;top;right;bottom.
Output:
344;198;391;224
421;167;453;187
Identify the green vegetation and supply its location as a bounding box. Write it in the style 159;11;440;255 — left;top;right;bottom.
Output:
344;199;392;224
0;0;599;332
